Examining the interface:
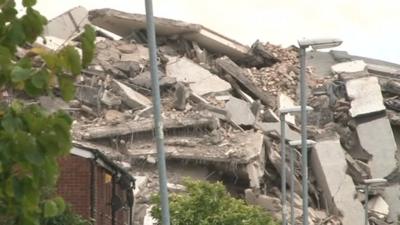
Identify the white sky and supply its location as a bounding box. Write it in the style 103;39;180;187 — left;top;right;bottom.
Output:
32;0;400;64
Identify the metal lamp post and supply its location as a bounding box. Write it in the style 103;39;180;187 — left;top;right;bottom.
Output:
145;0;171;224
297;38;342;225
288;140;316;225
279;106;312;225
362;178;387;225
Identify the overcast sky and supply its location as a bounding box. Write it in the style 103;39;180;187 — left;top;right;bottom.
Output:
32;0;400;64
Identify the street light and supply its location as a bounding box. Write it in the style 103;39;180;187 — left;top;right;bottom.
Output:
289;140;316;225
297;38;342;225
279;107;313;225
362;178;387;225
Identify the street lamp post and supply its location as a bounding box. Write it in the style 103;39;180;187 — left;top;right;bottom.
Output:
288;140;316;225
362;178;387;225
279;106;312;225
297;38;342;225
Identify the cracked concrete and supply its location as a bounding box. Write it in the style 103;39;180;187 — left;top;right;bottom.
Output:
311;139;364;225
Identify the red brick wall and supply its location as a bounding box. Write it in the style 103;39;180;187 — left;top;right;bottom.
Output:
57;154;130;225
57;155;91;218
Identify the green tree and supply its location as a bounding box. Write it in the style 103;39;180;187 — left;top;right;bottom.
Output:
151;179;279;225
0;0;95;224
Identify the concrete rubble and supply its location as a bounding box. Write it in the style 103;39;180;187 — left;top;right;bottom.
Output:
21;6;400;225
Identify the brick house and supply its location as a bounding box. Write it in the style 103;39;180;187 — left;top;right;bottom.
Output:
57;146;136;225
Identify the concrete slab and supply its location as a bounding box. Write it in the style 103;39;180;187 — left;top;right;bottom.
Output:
166;57;231;96
224;97;255;126
89;9;251;61
311;139;364;225
331;60;367;74
346;77;385;117
111;79;152;110
356;113;400;221
356;113;397;178
44;6;90;40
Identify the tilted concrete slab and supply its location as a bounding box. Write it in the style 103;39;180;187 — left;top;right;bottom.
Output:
355;113;400;221
311;139;364;225
166;56;231;96
356;114;397;178
331;60;367;74
89;9;251;61
111;79;152;109
44;6;90;40
346;77;385;117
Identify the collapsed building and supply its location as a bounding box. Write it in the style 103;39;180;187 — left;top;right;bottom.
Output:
33;6;400;225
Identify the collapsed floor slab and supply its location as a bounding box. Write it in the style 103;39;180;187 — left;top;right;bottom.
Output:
311;139;364;225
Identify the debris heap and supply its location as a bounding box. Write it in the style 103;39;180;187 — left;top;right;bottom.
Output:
30;6;400;225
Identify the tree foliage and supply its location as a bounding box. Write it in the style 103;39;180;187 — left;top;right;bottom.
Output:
151;179;279;225
0;1;96;225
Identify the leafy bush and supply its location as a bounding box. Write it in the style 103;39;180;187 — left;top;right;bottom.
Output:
41;205;92;225
151;179;279;225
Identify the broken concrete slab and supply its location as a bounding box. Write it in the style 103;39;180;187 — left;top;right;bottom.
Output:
346;77;385;117
82;115;219;140
355;113;400;221
224;97;255;126
166;56;231;96
216;56;276;108
311;139;364;225
44;6;90;40
356;113;397;178
111;79;152;109
89;9;253;62
331;60;367;74
128;131;264;165
367;64;400;79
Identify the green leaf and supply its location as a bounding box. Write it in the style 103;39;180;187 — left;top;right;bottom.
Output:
4;20;26;48
11;66;31;82
21;7;47;43
58;76;75;101
31;69;49;89
81;25;96;68
22;0;36;7
60;46;81;76
2;0;17;22
43;200;58;218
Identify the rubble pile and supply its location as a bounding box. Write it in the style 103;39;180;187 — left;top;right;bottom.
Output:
249;43;299;99
32;6;400;225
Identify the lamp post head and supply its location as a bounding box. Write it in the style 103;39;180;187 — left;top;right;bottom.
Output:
289;140;316;147
279;106;313;114
298;38;343;49
363;178;387;185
